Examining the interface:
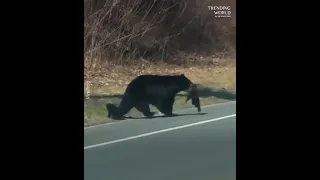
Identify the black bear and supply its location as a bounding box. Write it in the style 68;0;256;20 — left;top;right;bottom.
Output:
106;74;201;120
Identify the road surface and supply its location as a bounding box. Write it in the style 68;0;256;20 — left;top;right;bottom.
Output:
84;101;236;180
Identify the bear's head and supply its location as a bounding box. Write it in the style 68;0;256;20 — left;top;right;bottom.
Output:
179;74;192;89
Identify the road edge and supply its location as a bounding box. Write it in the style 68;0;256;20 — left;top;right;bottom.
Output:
84;100;236;130
84;113;236;150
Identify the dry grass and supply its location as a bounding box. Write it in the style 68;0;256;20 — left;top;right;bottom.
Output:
84;58;236;126
84;0;236;68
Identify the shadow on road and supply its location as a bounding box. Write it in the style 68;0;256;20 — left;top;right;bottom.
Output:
113;112;208;120
86;85;236;101
84;85;235;122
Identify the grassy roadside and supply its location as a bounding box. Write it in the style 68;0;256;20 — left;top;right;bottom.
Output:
84;59;236;127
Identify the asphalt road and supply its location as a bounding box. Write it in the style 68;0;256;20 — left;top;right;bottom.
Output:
84;101;236;180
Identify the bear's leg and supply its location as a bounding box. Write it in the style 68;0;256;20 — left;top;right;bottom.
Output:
134;102;155;118
156;95;175;117
117;95;135;116
163;96;175;117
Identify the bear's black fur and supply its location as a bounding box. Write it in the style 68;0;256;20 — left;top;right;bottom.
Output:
106;74;201;120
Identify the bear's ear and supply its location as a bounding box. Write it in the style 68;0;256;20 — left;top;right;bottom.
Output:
180;74;185;77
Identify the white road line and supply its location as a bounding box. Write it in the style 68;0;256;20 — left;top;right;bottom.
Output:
84;114;236;150
84;101;236;130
